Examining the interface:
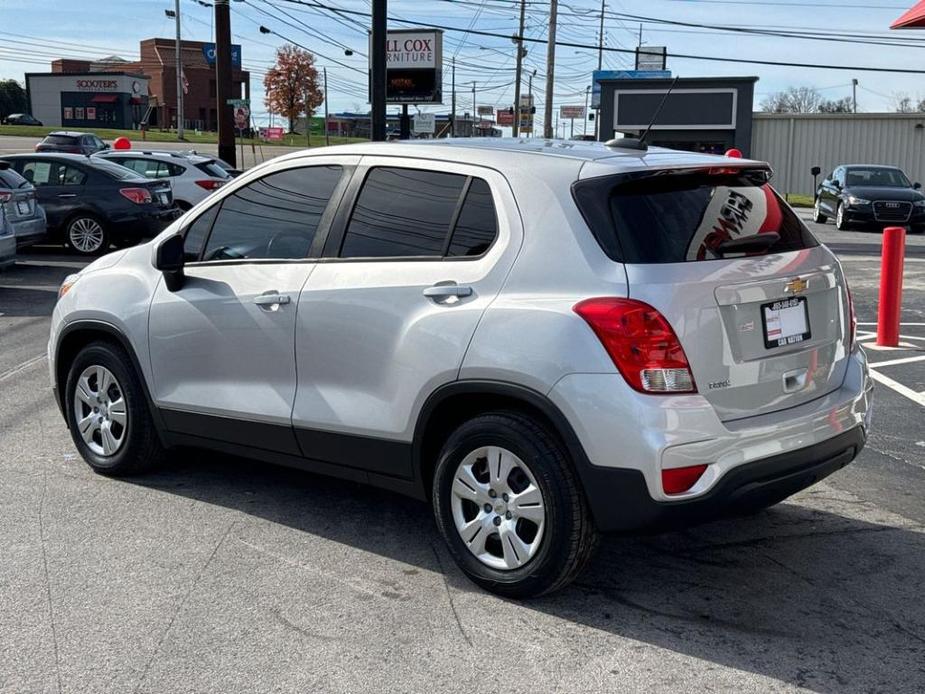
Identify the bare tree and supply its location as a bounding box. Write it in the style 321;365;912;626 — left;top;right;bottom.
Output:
760;86;824;113
892;92;915;113
819;97;854;114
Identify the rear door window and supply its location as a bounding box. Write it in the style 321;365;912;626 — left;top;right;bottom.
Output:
21;161;54;186
447;178;498;257
339;168;467;258
573;170;818;263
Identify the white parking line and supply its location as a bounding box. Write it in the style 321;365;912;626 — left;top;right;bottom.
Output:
868;355;925;369
869;370;925;407
0;354;47;383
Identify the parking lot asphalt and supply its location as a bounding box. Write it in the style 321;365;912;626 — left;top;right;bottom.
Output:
1;221;924;693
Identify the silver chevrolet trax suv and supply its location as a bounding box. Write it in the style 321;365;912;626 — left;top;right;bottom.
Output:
50;139;873;598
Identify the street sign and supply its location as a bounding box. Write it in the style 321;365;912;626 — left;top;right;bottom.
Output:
477;105;494;116
370;29;444;104
413;112;435;134
560;105;586;119
226;98;250;107
591;70;672;109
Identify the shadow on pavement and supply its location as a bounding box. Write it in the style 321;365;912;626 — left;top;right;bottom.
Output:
132;449;925;692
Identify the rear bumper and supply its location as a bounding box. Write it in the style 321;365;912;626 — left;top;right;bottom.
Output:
110;207;181;239
550;347;872;533
0;233;15;267
13;214;47;246
580;426;865;533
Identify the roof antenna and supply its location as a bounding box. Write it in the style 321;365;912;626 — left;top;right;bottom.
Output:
606;76;681;152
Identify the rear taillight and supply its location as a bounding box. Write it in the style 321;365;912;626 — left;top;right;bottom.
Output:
195;179;224;190
119;187;153;204
662;465;708;495
846;282;857;351
574;297;696;394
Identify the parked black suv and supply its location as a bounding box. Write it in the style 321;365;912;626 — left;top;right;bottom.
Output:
0;153;180;254
35;131;109;155
814;164;925;232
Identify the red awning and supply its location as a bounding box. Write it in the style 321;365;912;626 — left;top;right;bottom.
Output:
90;94;118;103
892;1;925;29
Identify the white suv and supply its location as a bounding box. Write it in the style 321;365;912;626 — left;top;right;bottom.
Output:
95;150;229;210
49;139;872;597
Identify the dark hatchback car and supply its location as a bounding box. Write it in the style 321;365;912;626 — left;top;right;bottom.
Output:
0;154;180;255
3;113;43;126
814;164;925;232
35;131;109;155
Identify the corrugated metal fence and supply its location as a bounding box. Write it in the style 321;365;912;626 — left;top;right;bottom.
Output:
751;113;925;197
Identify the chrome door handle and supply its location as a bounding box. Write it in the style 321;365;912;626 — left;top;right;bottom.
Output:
254;293;291;307
423;284;473;299
57;193;77;198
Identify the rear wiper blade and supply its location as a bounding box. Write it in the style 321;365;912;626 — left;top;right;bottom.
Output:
716;231;781;256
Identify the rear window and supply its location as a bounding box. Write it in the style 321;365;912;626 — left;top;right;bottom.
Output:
0;168;28;189
573;170;818;264
43;135;78;146
91;159;145;181
195;161;230;179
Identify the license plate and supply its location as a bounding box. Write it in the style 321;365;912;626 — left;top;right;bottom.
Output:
761;296;811;349
16;200;30;215
158;193;169;205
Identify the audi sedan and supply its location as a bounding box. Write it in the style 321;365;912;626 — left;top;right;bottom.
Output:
813;164;925;232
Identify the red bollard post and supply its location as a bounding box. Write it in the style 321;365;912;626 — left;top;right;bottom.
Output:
877;226;906;347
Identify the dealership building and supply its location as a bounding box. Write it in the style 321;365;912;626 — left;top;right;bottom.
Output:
26;72;150;130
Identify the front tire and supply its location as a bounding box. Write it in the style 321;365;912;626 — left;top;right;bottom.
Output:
66;214;108;255
65;341;166;476
835;202;850;231
812;198;828;224
432;412;598;598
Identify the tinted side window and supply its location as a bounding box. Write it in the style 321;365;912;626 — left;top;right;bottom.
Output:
340;168;467;258
183;205;218;261
447;178;498;257
58;165;87;186
202;165;342;261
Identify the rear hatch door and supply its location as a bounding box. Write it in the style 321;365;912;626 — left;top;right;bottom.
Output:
574;165;851;422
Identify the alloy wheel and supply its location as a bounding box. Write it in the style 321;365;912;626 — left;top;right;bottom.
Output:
69;218;105;253
450;446;546;570
72;365;127;456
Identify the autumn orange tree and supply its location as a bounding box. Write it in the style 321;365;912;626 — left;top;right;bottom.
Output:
263;45;323;133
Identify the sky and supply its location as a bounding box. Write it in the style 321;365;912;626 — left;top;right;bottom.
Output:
1;0;923;134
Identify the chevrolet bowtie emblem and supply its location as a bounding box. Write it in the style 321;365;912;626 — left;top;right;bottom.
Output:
785;278;808;294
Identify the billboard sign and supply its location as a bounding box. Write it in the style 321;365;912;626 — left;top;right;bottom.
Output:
370;29;443;104
202;43;242;68
259;126;284;140
413;112;435;134
560;105;586;119
636;46;667;71
497;109;514;126
591;69;672;109
477;105;494;116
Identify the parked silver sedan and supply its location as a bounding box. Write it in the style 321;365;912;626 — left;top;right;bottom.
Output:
0;162;47;248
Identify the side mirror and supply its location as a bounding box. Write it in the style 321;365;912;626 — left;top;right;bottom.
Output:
833;180;842;189
811;166;821;177
915;182;922;190
154;234;185;291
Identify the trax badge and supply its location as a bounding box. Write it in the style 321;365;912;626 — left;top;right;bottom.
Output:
785;278;808;294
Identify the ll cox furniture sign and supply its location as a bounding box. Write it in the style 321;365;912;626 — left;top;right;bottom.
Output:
369;29;443;104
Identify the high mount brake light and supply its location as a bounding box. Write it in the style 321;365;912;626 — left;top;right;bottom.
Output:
574;298;697;394
119;187;153;204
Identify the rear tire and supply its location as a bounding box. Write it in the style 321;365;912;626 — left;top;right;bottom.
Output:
66;214;108;255
64;341;166;476
432;411;598;598
812;198;828;224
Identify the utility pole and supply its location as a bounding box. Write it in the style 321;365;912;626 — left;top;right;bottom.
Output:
584;85;590;136
451;57;456;136
512;0;526;137
471;81;476;137
543;0;558;139
174;0;184;139
214;0;235;166
597;0;605;71
527;69;535;138
371;0;387;141
324;67;330;146
852;78;859;114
